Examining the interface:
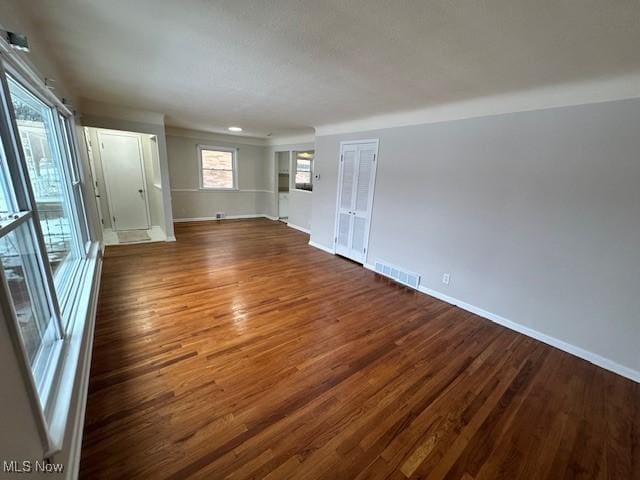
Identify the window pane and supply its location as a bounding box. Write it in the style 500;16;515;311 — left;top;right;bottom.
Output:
0;140;16;215
58;114;78;183
202;150;233;170
0;220;56;366
8;78;80;283
203;169;233;189
296;171;311;185
295;150;314;191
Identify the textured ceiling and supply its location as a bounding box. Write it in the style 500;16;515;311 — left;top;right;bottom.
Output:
4;0;640;137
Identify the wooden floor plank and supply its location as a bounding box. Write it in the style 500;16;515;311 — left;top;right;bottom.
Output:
79;219;639;479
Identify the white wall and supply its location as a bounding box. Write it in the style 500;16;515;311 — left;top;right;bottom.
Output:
166;128;272;220
311;97;640;380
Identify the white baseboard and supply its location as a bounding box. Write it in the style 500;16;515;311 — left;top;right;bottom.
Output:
173;214;269;223
309;240;335;255
263;215;278;221
166;235;177;242
287;222;310;234
363;263;639;383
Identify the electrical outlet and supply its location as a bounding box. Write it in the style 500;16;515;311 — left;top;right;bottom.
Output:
215;212;225;219
442;273;450;285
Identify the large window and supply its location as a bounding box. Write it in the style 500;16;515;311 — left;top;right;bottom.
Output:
198;146;237;190
294;150;314;191
8;77;82;299
0;67;90;417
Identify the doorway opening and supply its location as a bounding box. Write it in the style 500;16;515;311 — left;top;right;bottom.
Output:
83;126;168;245
274;151;290;222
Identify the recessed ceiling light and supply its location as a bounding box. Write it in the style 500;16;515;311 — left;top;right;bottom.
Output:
228;126;243;132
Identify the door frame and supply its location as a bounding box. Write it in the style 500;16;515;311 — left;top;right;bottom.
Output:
97;129;151;231
333;138;379;264
83;127;104;227
273;150;292;220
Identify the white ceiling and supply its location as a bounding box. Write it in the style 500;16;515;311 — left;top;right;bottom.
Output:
5;0;640;137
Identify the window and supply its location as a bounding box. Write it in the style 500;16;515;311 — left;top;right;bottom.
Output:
0;109;61;402
198;146;237;190
0;66;91;419
294;150;314;191
8;77;82;300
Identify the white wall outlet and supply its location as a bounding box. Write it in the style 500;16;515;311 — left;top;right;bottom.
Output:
215;212;226;219
442;273;450;285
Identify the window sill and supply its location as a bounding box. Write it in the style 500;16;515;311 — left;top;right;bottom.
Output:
41;241;102;458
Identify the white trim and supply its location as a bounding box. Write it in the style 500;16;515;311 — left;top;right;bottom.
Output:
173;214;274;223
263;214;278;221
64;252;102;480
197;144;238;191
315;74;640;136
333;139;379;264
166;235;177;242
287;222;310;234
362;263;640;383
170;188;273;193
309;240;335;255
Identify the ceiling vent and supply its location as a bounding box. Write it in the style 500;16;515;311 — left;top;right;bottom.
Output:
374;260;420;289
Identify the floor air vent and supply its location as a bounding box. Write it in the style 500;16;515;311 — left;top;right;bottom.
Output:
374;261;420;289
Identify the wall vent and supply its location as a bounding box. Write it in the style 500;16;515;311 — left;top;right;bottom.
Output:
374;260;420;289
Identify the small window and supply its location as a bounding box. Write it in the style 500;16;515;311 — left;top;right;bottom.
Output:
294;150;314;191
198;146;237;190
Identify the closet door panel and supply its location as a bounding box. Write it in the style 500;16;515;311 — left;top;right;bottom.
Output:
335;148;357;253
335;141;378;263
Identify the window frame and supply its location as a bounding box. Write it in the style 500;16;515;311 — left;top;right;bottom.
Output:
293;150;314;192
6;74;86;325
0;52;95;450
197;145;238;191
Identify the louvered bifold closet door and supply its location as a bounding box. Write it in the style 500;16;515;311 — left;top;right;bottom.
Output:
335;140;378;264
335;147;357;256
350;145;376;263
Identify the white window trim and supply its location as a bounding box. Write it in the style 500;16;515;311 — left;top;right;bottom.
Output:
197;145;238;191
0;43;101;459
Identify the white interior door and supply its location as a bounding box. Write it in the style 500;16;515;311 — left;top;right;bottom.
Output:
98;131;150;231
335;140;378;263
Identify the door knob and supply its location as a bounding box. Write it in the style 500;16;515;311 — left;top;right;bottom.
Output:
138;189;144;193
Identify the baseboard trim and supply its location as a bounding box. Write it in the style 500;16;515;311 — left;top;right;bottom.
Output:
363;263;640;383
174;214;270;223
287;222;310;234
309;240;335;255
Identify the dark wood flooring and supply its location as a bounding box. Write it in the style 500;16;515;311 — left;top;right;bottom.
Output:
79;219;639;479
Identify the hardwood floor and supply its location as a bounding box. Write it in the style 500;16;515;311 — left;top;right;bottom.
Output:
80;219;639;479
